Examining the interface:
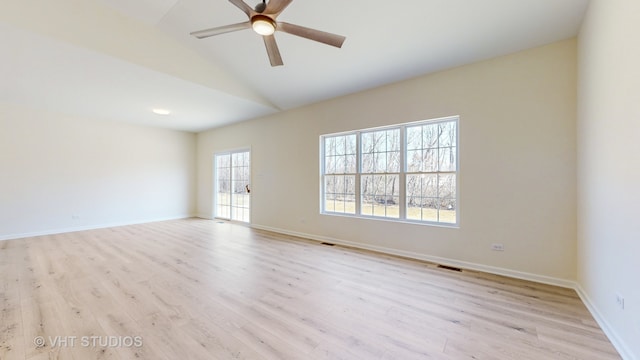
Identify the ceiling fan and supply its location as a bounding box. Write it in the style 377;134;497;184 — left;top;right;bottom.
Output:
190;0;346;67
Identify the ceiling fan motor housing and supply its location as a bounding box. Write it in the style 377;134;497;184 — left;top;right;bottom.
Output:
255;2;267;13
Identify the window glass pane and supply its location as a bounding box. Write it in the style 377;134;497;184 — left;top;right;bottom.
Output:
439;174;456;198
423;149;438;172
325;137;336;156
361;132;373;153
406;175;421;220
439;147;457;171
387;152;400;173
335;155;346;174
374;153;386;173
362;129;400;174
385;175;400;199
422;174;438;198
439;199;456;223
346;135;357;155
340;175;356;214
406;174;420;203
361;153;373;173
373;131;386;153
407;126;422;150
324;175;355;214
217;154;230;168
217;205;230;219
407;150;421;172
439;122;457;147
361;174;399;218
421;201;439;222
361;175;375;216
335;136;346;155
346;154;356;173
324;197;335;212
325;156;335;174
325;176;336;195
217;184;230;204
423;124;439;148
387;129;400;152
361;197;374;216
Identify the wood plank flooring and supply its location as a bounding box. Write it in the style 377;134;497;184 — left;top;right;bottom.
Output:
0;218;620;359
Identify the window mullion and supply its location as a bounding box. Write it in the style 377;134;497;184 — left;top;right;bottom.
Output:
320;137;326;213
399;126;406;220
355;131;361;215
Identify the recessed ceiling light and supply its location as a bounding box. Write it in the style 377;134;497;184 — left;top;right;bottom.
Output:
152;108;171;115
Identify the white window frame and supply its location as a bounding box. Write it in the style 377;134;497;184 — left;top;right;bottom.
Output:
320;116;459;227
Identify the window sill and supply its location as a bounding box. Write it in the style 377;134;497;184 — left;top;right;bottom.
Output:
320;211;459;229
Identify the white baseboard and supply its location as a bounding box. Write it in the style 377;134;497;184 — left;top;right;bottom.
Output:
0;214;195;241
250;224;577;289
575;285;636;360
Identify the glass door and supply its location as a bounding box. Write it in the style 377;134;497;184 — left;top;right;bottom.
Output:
214;150;250;223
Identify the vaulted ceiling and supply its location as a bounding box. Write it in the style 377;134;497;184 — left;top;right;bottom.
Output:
1;0;589;132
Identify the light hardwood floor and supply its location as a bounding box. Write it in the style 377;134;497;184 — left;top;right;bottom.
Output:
0;218;620;359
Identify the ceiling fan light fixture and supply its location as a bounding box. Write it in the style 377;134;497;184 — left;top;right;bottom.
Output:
251;15;276;36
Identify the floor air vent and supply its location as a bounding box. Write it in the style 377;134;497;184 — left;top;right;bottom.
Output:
320;242;335;246
437;264;462;272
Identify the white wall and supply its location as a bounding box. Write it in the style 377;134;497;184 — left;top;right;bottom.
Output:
198;39;578;284
577;0;640;358
0;103;196;239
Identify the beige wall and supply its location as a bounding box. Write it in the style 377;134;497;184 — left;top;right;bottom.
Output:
578;0;640;358
198;39;577;284
0;103;197;239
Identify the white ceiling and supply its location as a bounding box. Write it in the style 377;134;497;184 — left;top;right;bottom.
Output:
1;0;589;132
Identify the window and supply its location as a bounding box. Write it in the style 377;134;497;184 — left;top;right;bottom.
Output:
323;134;356;214
321;116;458;226
405;121;457;223
361;129;401;218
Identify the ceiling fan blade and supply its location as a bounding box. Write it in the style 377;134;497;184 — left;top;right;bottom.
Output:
278;22;346;48
265;0;293;17
263;35;284;67
190;21;251;39
228;0;254;17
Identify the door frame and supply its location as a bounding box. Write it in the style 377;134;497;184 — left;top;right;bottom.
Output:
213;148;251;223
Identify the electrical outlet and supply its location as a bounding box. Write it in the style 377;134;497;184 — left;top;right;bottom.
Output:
491;243;505;251
72;214;80;220
615;293;624;310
